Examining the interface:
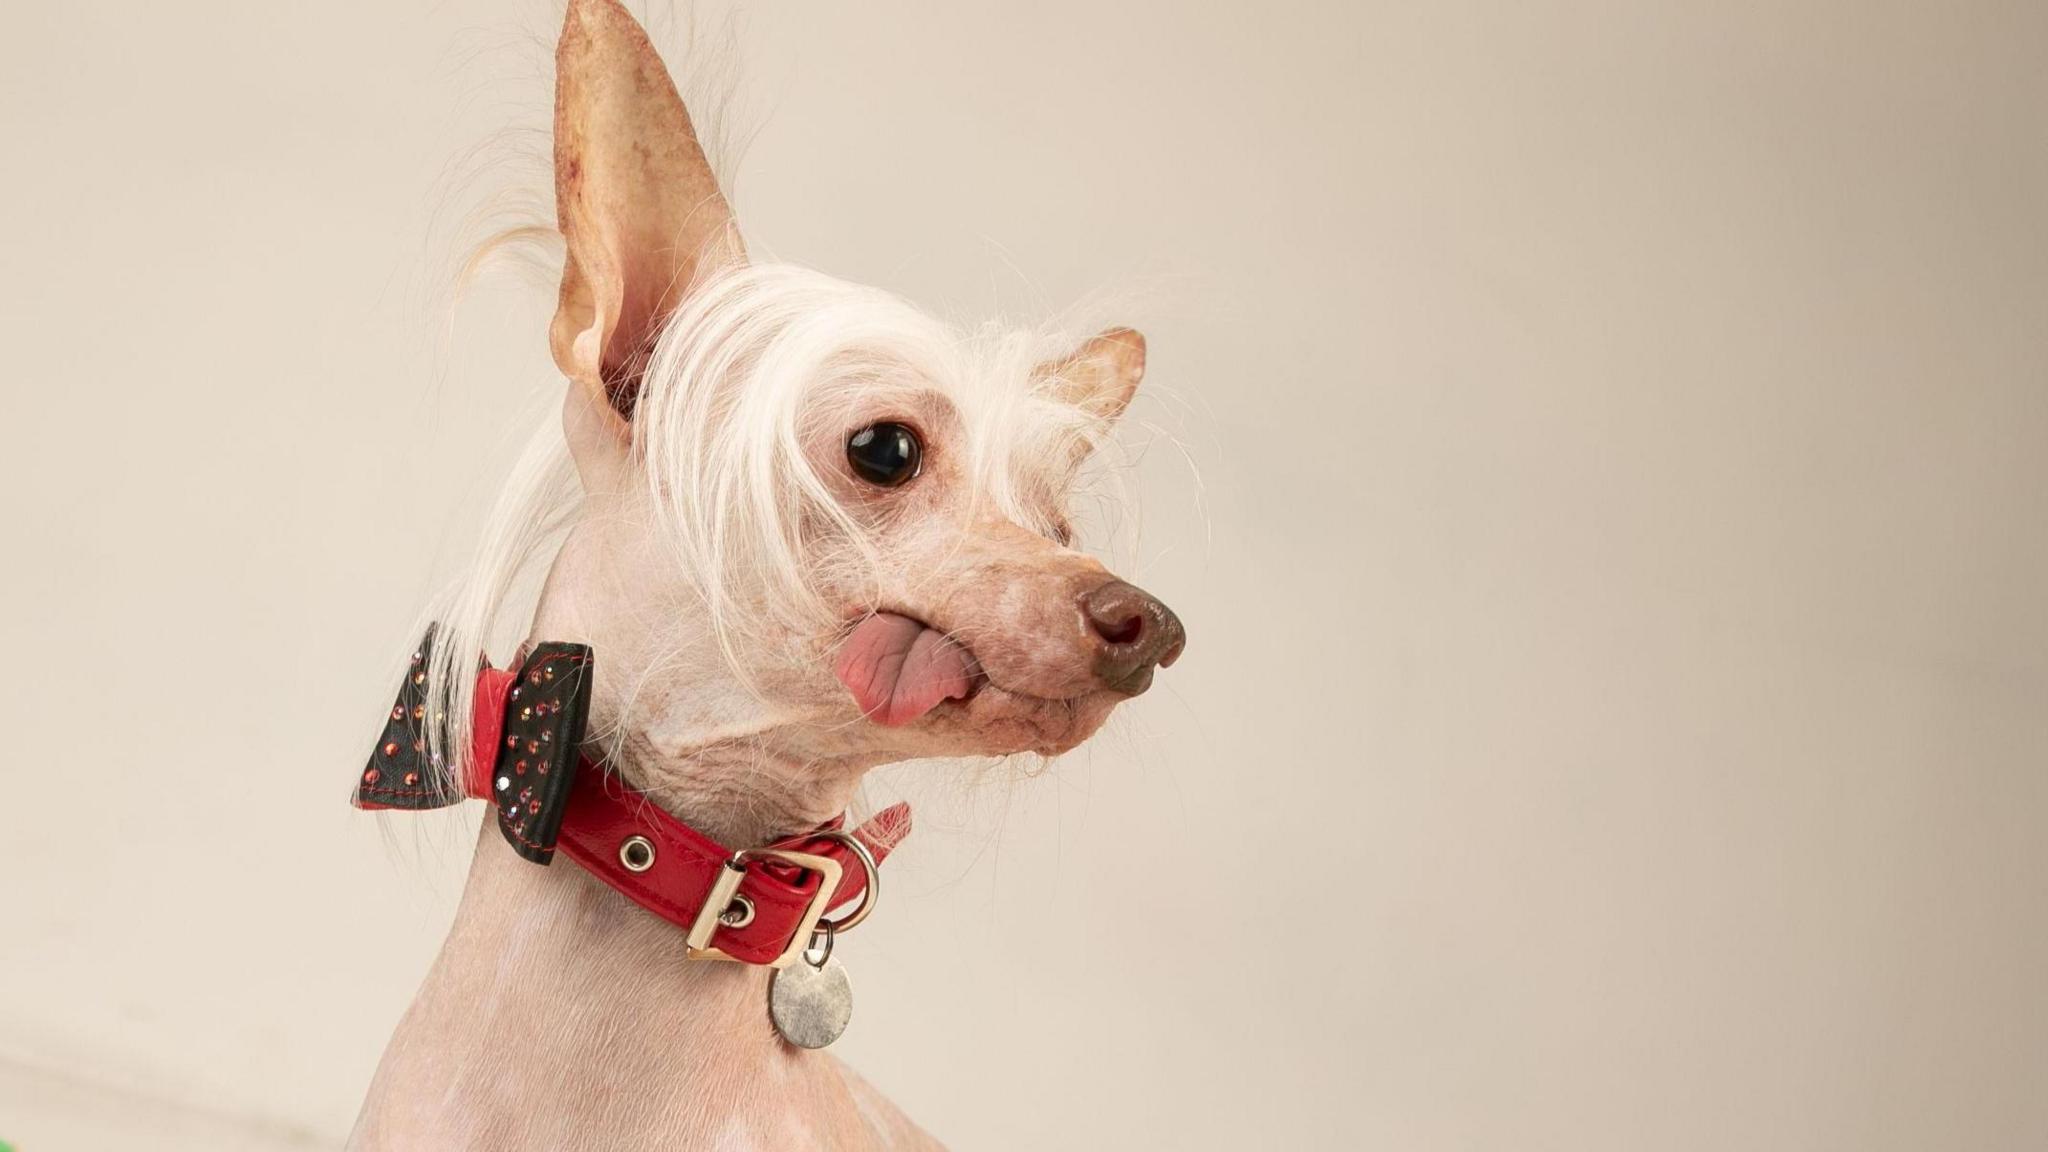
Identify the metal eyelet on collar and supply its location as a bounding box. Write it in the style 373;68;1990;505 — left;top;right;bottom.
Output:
619;835;656;872
719;894;756;928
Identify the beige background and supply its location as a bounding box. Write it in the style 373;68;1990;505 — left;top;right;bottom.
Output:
3;1;2045;1148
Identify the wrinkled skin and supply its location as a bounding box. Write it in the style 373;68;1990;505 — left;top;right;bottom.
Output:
351;2;1182;1149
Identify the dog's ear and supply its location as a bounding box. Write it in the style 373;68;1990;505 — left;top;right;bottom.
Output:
550;0;744;437
1038;327;1147;426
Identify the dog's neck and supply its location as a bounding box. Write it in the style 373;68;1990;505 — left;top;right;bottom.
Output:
352;806;930;1150
603;721;873;848
423;816;781;1071
355;536;924;1145
526;507;882;849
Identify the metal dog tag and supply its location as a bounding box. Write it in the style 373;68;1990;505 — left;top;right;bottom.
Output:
770;951;853;1049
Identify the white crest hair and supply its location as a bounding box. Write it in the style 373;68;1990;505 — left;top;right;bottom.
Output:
417;261;1123;793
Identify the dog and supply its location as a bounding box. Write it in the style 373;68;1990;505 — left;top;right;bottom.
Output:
350;2;1184;1147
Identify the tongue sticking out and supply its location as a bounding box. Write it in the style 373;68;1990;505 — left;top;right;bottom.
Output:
835;612;979;727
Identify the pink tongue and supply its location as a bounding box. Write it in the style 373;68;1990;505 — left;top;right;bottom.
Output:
835;613;978;727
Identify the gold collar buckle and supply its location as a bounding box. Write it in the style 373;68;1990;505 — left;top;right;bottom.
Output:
685;830;880;969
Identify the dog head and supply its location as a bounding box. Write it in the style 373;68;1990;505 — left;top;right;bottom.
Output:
482;0;1183;831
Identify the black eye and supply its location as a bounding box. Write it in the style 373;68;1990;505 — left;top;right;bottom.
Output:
847;422;923;488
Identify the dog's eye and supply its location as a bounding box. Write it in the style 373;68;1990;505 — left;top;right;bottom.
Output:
847;422;923;488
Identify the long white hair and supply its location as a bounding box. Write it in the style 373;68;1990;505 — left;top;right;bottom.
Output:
414;260;1126;796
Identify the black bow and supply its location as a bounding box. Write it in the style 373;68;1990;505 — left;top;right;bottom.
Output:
354;629;594;865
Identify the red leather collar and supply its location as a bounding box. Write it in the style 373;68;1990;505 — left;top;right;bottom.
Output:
355;633;909;967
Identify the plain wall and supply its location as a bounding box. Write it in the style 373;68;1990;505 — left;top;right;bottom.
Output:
2;1;2044;1148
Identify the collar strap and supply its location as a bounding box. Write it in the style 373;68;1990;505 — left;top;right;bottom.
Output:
353;630;910;967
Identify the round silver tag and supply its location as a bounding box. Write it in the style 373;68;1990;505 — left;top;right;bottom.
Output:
769;954;854;1049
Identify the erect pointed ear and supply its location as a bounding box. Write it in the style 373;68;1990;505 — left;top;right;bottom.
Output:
1037;327;1147;424
551;0;745;437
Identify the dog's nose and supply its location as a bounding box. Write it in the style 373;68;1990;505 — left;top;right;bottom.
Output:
1082;580;1186;695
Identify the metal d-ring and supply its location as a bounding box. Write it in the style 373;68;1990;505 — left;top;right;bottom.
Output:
807;829;880;935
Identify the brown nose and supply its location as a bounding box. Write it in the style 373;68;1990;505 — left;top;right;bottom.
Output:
1081;580;1186;695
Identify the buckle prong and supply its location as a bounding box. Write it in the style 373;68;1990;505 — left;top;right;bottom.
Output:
684;858;750;955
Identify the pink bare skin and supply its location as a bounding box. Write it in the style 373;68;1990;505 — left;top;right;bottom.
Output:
349;2;1183;1149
